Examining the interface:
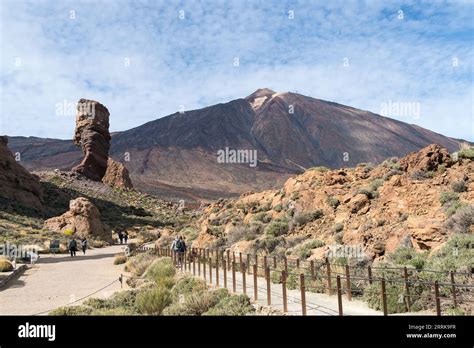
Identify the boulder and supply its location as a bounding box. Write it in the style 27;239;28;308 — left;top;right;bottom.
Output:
350;193;369;214
44;197;111;242
0;136;43;210
72;99;111;181
102;158;133;189
399;144;451;173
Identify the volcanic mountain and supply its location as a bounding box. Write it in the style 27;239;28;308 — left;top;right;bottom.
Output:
7;89;464;202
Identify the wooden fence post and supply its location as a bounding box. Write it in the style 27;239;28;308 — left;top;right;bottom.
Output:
450;271;457;307
283;256;288;273
381;278;388;316
368;265;373;285
336;275;343;316
227;250;231;271
282;270;288;313
203;256;207;281
198;254;201;276
254;254;258;274
209;257;212;284
273;256;277;269
242;263;247;295
403;267;411;312
232;262;236;293
263;255;267;271
193;253;196;275
266;266;271;305
216;254;219;287
310;260;315;281
247;253;251;273
345;265;352;301
253;264;258;302
434;281;441;316
223;255;227;289
296;258;300;270
300;274;306;316
239;252;243;270
326;262;332;295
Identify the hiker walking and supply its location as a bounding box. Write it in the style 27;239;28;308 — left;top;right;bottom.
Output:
118;231;124;244
81;238;88;255
177;236;186;266
68;238;77;257
171;236;180;265
123;231;129;244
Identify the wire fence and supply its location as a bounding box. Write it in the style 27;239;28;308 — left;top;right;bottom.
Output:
136;245;473;316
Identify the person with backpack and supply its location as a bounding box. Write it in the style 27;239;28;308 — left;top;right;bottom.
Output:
117;231;124;244
123;231;129;244
170;236;180;266
177;236;186;267
81;238;88;255
68;238;77;258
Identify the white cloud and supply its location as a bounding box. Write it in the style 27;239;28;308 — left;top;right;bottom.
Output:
0;0;472;141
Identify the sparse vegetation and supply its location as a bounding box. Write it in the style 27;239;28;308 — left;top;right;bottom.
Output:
452;180;467;193
0;259;13;272
264;219;289;237
114;254;127;265
326;196;340;208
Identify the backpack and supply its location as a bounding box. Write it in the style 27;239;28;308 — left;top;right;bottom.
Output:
175;239;183;251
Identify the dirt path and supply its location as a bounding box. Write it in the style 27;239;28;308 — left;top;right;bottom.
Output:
0;245;129;315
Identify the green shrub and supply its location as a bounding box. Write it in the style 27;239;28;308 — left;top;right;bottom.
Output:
457;147;474;159
273;204;282;212
398;212;409;221
125;252;156;276
444;205;474;234
294;239;325;259
364;283;408;314
308;166;329;172
357;188;376;199
452;180;467;193
171;276;207;298
410;170;434;180
425;234;474;272
136;287;172;315
203;294;255;316
49;306;93;316
164;289;229;316
253;212;271;223
265;219;289;237
445;201;465;217
369;179;384;192
335;232;344;244
439;191;459;205
114;254;127;265
0;259;13;272
437;164;446;173
144;258;176;289
388;247;428;270
293;210;323;226
326;196;340;208
258;236;284;253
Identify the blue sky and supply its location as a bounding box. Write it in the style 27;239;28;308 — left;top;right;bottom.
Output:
0;0;473;141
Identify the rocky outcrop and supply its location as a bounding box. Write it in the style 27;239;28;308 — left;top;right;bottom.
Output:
44;197;111;242
102;158;133;189
72;99;111;181
0;136;43;210
399;144;451;173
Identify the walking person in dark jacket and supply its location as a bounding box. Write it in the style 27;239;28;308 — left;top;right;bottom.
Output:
69;238;77;257
177;236;186;267
81;238;88;255
123;231;129;244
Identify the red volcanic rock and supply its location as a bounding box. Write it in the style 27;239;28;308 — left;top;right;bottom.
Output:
102;158;133;189
399;144;451;173
72;99;111;181
0;136;43;210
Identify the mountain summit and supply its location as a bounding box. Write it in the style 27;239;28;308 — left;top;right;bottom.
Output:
8;89;464;202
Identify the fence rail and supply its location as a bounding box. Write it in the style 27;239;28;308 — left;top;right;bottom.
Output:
135;245;473;316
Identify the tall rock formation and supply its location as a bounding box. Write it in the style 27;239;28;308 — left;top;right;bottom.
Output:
0;136;43;210
71;99;133;189
72;99;111;181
